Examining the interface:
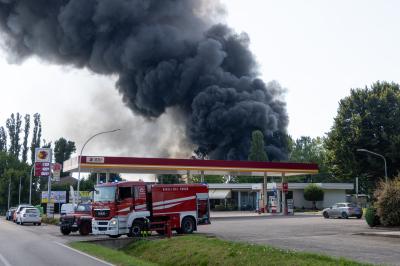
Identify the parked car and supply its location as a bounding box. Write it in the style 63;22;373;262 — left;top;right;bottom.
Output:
59;203;92;236
322;203;363;219
13;204;34;222
6;207;17;221
16;207;41;225
60;203;77;216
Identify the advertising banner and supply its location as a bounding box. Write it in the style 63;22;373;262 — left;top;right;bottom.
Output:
41;191;67;203
69;191;93;203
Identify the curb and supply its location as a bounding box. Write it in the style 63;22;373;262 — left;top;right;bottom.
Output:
355;232;400;239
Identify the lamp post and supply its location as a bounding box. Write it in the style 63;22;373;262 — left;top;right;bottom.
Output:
357;148;388;182
76;129;121;203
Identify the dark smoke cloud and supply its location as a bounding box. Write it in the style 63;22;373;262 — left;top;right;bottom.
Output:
0;0;289;160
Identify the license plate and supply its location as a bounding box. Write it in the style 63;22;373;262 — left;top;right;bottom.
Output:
29;214;36;217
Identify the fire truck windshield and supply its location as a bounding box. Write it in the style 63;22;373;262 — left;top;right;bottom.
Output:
94;186;116;202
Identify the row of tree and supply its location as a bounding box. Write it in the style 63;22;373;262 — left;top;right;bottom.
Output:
0;113;78;212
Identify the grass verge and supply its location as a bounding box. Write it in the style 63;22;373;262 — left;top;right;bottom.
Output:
71;235;371;266
70;241;154;266
41;215;59;225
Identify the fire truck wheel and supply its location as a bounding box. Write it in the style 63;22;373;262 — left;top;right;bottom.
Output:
61;227;71;235
79;221;91;236
130;221;144;237
181;217;195;234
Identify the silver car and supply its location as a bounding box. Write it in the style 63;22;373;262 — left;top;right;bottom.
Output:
322;203;363;219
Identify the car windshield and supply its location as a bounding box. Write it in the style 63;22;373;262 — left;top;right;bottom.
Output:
76;204;91;212
94;186;116;202
347;203;357;207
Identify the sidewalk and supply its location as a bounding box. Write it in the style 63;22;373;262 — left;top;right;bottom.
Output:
357;227;400;238
210;211;320;220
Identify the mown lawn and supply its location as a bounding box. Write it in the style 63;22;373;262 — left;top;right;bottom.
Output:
71;235;371;266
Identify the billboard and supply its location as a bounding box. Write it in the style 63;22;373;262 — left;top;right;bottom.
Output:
70;191;93;203
41;191;67;204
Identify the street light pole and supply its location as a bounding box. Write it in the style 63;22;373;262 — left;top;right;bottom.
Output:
76;129;121;203
29;165;34;205
357;149;388;182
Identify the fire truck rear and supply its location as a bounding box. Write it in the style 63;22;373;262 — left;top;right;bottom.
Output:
91;181;210;237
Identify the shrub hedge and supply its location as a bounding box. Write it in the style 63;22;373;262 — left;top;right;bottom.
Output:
365;206;380;227
374;177;400;226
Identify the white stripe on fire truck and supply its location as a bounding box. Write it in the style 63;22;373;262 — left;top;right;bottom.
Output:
117;207;130;213
152;196;195;207
135;204;146;209
153;202;181;210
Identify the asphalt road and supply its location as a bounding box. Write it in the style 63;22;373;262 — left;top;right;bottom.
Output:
199;215;400;265
0;218;111;266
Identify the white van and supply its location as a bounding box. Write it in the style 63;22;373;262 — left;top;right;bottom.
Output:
60;203;76;216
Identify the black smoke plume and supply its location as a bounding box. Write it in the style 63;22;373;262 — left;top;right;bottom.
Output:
0;0;288;160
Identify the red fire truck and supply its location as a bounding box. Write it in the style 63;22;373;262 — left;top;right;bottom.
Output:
91;181;210;237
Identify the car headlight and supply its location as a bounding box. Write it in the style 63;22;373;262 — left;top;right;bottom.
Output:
110;219;117;226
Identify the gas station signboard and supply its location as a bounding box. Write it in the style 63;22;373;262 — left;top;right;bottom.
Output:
35;162;51;177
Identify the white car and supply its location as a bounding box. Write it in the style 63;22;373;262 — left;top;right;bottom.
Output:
13;204;34;222
16;208;41;225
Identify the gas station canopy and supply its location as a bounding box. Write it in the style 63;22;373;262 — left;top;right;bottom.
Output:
63;156;318;177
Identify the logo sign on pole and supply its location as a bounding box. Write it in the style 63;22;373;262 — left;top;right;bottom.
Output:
34;148;52;163
34;148;52;177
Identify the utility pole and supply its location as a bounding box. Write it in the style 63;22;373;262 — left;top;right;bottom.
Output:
18;176;22;205
7;176;11;210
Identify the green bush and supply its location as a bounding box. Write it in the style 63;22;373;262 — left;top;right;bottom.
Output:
365;206;380;227
374;177;400;226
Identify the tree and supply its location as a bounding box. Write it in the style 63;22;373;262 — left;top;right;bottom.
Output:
325;81;400;194
303;184;324;209
0;151;32;211
0;126;6;152
21;114;30;163
30;113;42;164
248;130;268;162
288;136;332;182
6;113;22;158
157;174;182;184
54;138;76;177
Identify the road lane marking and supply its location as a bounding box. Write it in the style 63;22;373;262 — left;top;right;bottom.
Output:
0;253;11;266
54;242;114;266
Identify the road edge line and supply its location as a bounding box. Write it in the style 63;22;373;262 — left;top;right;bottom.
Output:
0;253;12;266
54;242;114;266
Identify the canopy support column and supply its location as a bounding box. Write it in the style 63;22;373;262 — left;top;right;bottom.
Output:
96;173;100;184
281;173;286;215
201;170;204;183
263;172;268;212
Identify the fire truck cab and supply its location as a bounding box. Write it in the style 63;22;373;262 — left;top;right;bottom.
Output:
92;181;210;237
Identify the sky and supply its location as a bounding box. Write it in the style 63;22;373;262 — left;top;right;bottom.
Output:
1;0;400;162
